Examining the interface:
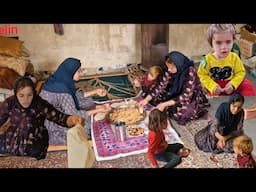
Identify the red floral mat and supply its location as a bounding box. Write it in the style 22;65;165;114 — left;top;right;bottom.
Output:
91;96;152;161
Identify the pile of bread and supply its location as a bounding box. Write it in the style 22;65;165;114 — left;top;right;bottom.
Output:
108;107;144;125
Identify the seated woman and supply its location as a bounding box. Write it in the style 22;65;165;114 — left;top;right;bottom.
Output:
0;77;83;160
194;93;245;162
139;51;210;125
40;57;110;145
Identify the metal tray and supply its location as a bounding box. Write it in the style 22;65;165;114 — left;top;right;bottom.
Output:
106;107;146;125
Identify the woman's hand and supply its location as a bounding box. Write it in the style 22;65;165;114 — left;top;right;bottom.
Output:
216;138;226;149
66;115;85;127
156;103;166;111
156;100;174;111
99;103;111;113
138;95;152;108
138;99;148;109
96;88;107;97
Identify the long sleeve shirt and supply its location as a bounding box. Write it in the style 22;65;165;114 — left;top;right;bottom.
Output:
147;130;168;167
197;52;246;94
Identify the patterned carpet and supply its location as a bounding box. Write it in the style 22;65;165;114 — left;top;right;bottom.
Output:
75;75;136;101
0;118;237;168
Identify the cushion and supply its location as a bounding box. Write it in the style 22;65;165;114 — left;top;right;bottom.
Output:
0;36;23;58
0;67;20;89
0;54;30;76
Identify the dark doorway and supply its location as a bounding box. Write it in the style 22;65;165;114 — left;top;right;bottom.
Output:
141;24;169;69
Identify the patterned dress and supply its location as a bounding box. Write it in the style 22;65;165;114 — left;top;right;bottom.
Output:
194;118;244;154
237;154;256;168
0;95;70;159
149;67;210;125
40;90;93;145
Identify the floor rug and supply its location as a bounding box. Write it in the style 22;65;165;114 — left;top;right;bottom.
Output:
76;75;136;101
0;118;239;168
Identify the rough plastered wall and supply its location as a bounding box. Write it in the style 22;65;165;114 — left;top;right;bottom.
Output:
16;24;141;71
16;24;242;72
169;24;211;61
169;24;244;61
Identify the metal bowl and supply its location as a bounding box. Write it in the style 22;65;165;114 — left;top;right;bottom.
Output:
106;107;146;125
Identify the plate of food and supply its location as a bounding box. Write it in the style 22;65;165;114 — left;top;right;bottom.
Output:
126;125;145;137
106;106;146;125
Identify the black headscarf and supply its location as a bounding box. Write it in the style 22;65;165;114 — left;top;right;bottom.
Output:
215;92;244;135
165;51;194;99
14;76;38;111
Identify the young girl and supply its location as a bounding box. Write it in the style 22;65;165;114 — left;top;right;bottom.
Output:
139;51;210;125
0;77;83;160
147;109;190;168
40;58;111;145
195;92;245;162
133;65;162;98
197;24;256;96
233;135;256;168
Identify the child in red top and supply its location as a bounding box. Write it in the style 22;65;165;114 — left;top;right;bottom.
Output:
233;135;256;168
147;109;190;168
134;66;162;97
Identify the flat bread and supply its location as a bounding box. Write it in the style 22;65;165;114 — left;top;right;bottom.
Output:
94;112;106;121
110;99;137;108
110;103;120;108
108;107;145;125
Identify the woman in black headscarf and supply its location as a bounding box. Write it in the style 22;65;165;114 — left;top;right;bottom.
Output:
139;51;210;125
0;77;84;160
195;93;245;161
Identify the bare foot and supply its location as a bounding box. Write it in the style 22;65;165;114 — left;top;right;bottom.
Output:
178;148;191;158
210;155;218;163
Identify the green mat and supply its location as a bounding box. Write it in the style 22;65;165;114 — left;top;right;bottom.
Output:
75;75;136;101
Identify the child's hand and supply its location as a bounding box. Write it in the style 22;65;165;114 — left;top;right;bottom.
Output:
213;86;223;95
223;83;234;95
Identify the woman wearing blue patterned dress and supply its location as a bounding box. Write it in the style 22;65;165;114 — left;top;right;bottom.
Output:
40;58;110;145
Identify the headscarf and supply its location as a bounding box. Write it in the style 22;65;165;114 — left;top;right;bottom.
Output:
215;92;244;135
42;58;81;109
165;51;194;99
14;76;38;111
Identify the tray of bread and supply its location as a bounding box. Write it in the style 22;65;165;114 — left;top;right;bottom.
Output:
106;106;146;125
